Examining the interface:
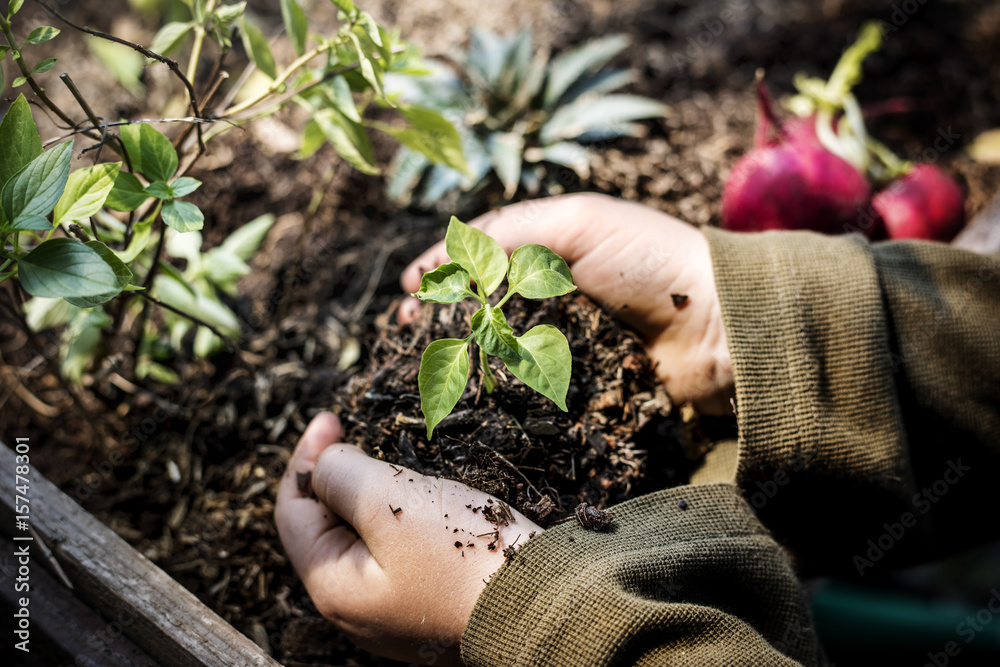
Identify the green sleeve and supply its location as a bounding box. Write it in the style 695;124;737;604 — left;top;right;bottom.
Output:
461;229;1000;665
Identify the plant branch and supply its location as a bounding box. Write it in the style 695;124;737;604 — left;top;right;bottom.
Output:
36;0;203;116
136;292;240;355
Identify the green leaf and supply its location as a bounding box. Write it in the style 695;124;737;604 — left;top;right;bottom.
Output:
144;180;176;199
507;244;577;300
1;141;73;222
23;296;76;331
471;306;518;360
379;105;468;175
240;17;277;79
280;0;308;56
502;325;571;411
170;176;202;197
64;240;133;308
348;31;387;102
219;213;275;261
88;39;145;97
150;21;194;55
32;58;57;74
153;274;241;335
203;248;250;292
0;95;43;189
161;199;204;232
119;123;179;182
8;214;52;230
312;108;379;175
445;217;508;297
386;145;429;203
540;94;666;144
61;308;110;382
543;34;630;109
418;338;470;439
17;237;121;298
413;262;477;304
325;75;362;122
489;131;524;199
53;162;121;224
214;1;246;24
104;171;149;212
24;26;60;45
0;45;9;59
8;0;24;17
357;11;390;61
11;76;26;88
329;0;355;14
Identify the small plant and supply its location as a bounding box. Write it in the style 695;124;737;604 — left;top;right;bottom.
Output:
413;217;577;438
387;29;666;209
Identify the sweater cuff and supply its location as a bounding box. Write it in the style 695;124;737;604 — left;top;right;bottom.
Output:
703;228;915;574
462;484;822;666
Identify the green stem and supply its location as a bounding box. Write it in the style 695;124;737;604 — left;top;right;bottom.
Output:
494;289;514;309
221;38;342;118
479;346;498;394
186;0;216;85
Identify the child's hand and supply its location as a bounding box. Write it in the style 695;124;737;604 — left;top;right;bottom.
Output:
275;413;541;665
400;193;734;415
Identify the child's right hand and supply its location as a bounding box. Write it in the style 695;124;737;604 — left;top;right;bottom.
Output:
400;193;735;416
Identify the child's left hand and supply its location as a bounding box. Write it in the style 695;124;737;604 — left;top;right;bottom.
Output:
275;413;542;665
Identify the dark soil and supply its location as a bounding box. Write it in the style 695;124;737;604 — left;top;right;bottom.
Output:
2;0;1000;665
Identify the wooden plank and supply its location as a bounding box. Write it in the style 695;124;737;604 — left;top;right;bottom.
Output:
0;441;280;667
1;532;160;666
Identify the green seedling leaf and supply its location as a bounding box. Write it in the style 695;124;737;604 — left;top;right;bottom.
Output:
11;76;27;87
17;237;121;298
280;0;308;56
413;262;478;304
64;240;133;308
32;58;57;74
104;171;149;212
8;0;24;17
418;338;470;438
445;217;507;297
0;95;43;191
348;31;387;103
203;247;250;292
61;308;110;382
24;26;60;45
219;213;275;261
240;17;277;79
502;324;571;411
119;123;178;183
507;244;577;299
53;162;121;224
144;180;175;199
470;306;518;360
150;21;194;55
540;94;666;144
1;141;72;222
214;1;246;24
161;199;204;232
8;215;52;231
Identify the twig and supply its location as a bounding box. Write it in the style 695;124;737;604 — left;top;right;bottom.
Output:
43;117;229;147
136;292;241;356
58;73;130;168
36;0;202;117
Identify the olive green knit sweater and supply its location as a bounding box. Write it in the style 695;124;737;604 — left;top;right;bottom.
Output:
461;229;1000;666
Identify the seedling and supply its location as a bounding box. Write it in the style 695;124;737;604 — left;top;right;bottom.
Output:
413;217;577;438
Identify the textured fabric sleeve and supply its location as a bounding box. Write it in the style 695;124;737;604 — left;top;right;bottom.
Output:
705;228;1000;575
462;483;824;666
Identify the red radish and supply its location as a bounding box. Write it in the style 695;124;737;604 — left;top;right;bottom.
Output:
872;164;965;241
723;78;874;236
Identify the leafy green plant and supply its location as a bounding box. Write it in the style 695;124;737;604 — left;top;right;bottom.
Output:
413;217;577;438
0;0;466;384
386;29;667;208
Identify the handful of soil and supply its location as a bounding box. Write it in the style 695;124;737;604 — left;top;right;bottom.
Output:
333;292;696;525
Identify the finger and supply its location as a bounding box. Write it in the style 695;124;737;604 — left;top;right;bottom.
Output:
276;413;348;568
